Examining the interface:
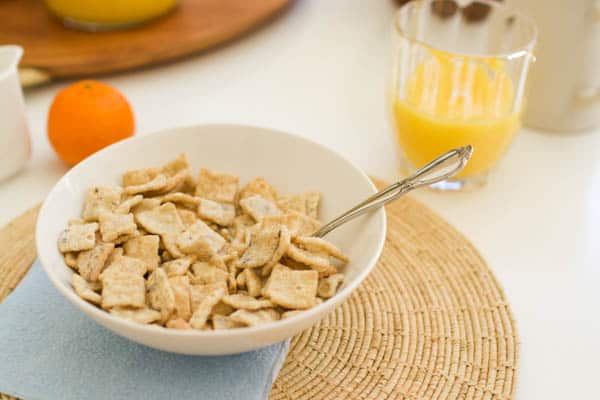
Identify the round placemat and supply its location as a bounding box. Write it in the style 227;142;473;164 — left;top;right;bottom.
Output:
0;184;518;400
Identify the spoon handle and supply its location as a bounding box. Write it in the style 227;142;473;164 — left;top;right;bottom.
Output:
312;145;473;238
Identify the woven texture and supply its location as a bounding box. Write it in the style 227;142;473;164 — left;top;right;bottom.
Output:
0;185;519;400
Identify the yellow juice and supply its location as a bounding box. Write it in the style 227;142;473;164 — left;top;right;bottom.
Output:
392;55;520;178
45;0;177;25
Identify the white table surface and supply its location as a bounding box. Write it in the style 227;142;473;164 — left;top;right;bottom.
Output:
1;1;599;398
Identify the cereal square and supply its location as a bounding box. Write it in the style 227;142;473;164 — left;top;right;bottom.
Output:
169;275;192;321
99;212;137;242
197;198;236;226
135;202;183;236
100;270;145;309
58;223;98;253
238;225;289;269
195;168;239;203
71;273;102;305
109;308;162;324
190;261;229;285
264;264;318;309
82;186;123;221
123;235;161;272
176;221;225;260
239;177;278;201
239;195;281;222
147;268;175;321
317;273;344;299
229;309;280;327
77;242;115;282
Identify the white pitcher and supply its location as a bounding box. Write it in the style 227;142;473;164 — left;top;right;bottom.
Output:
0;45;31;181
516;0;600;132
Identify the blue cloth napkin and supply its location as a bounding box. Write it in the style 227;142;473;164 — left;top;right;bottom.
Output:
0;261;289;400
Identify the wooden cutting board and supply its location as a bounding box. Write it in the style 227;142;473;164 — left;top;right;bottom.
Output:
0;0;291;87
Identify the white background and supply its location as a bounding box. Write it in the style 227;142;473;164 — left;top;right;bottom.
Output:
1;1;599;398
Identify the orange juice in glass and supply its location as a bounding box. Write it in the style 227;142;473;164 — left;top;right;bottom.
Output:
391;0;536;190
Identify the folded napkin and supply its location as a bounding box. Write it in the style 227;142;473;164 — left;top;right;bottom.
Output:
0;261;289;400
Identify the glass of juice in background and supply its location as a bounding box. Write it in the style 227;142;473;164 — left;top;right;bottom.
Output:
390;0;536;190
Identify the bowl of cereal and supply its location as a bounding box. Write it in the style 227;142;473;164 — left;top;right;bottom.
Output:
36;124;386;355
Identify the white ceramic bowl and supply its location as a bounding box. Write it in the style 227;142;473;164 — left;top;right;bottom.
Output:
36;124;386;355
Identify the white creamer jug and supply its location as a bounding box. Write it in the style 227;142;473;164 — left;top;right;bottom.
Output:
0;45;31;180
516;0;600;132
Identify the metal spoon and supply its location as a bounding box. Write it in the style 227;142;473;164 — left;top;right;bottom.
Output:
313;145;473;238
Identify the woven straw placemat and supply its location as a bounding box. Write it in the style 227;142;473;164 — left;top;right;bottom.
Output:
0;182;519;400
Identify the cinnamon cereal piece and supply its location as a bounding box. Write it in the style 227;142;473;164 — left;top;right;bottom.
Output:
82;186;123;221
163;257;194;277
277;191;321;218
136;202;184;236
211;301;235;317
64;252;78;269
110;307;162;324
132;198;161;216
166;318;192;330
122;167;159;187
229;309;280;327
114;195;144;214
101;256;147;277
239;177;278;202
71;273;102;305
197;198;236;226
262;212;320;237
285;243;336;276
106;247;124;265
177;208;198;227
281;310;303;319
160;192;201;208
124;174;169;195
237;225;286;268
189;291;224;329
190;281;228;311
190;261;229;285
160;154;191;178
195;168;239;203
176;221;225;260
123;235;161;272
212;315;244;330
305;192;321;219
77;242;115;282
292;236;348;263
221;294;274;310
241;268;263;297
263;264;318;309
317;273;344;299
98;212;137;242
277;193;307;215
100;270;145;309
239;195;281;221
147;268;176;321
169;275;192;321
58;223;98;253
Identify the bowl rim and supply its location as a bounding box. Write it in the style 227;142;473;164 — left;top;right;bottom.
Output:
36;123;387;339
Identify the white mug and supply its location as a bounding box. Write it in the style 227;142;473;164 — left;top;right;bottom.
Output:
516;0;600;132
0;45;31;181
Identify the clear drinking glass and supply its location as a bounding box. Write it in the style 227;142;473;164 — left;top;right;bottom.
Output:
390;0;536;190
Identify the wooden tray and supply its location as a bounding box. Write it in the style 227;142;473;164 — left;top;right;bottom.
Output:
0;180;519;400
0;0;290;87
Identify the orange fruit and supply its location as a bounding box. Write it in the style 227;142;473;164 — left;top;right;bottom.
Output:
48;80;135;166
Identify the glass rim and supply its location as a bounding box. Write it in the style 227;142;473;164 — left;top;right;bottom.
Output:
394;0;537;60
